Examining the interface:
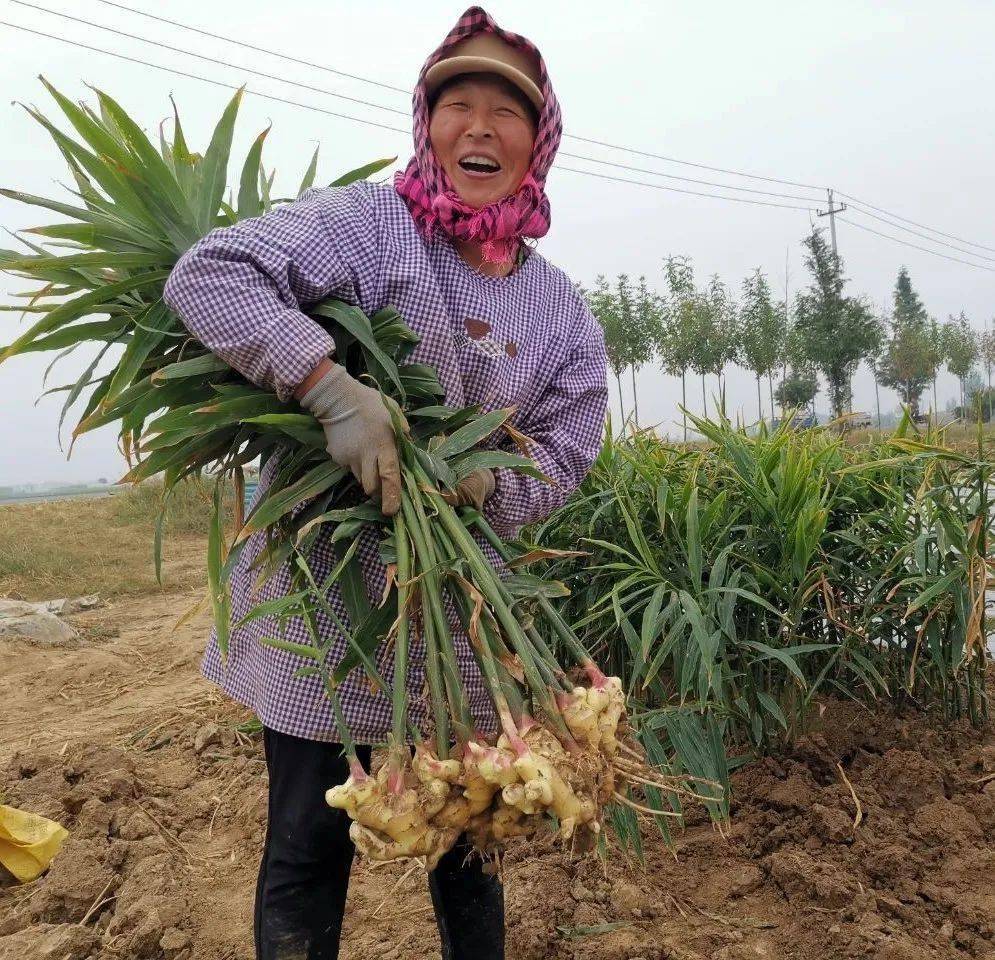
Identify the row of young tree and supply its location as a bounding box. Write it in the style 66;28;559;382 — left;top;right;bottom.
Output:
586;227;995;437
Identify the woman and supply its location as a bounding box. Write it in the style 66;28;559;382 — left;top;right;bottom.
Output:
164;7;607;959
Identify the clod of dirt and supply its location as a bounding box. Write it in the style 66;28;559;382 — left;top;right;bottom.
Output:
765;850;857;908
74;797;115;839
868;750;946;811
570;900;604;927
108;901;165;959
118;809;155;841
762;773;818;811
0;922;100;960
809;802;853;843
32;838;118;923
912;798;983;845
873;938;934;960
41;595;102;616
862;843;916;882
712;941;777;960
193;722;221;754
609;879;651;916
570;878;594;902
699;863;765;903
159;926;191;955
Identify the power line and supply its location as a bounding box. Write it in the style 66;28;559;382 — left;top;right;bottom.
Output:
92;0;411;95
90;0;827;194
563;133;824;192
9;0;410;119
14;0;820;205
845;202;995;265
0;19;821;214
838;217;995;274
556;150;819;203
0;19;411;136
837;191;995;256
554;166;816;211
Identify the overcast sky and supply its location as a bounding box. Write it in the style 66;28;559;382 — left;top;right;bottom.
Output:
1;0;993;485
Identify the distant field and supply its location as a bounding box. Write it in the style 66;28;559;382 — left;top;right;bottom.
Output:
0;488;116;506
0;479;226;601
842;421;995;453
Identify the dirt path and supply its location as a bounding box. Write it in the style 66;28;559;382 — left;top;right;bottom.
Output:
1;569;993;959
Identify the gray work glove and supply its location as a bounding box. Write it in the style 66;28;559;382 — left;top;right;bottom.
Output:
441;468;495;512
299;363;405;516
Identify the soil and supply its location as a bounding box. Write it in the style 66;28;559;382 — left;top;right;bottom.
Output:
1;568;993;959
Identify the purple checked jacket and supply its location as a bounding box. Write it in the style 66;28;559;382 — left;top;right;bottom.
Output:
163;180;607;744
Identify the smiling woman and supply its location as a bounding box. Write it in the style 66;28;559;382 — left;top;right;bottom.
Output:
159;6;608;959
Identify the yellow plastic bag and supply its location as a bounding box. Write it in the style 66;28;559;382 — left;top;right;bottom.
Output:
0;804;69;883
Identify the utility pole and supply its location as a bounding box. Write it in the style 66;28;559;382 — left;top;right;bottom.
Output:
986;316;993;423
816;188;847;255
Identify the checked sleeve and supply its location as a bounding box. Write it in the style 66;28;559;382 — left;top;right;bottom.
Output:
163;183;380;401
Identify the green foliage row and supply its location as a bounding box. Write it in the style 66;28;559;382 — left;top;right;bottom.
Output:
529;414;992;794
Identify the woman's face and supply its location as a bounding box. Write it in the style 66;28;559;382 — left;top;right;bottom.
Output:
429;75;537;209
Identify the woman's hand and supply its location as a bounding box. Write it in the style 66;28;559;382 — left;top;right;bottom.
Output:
441;468;495;511
298;362;405;516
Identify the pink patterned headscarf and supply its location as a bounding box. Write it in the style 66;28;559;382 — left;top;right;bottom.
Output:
394;6;562;264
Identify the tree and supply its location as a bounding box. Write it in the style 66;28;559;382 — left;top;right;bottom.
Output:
771;298;791;416
709;275;739;415
893;266;928;329
774;310;819;421
586;275;627;421
866;311;887;429
793;228;878;419
980;323;995;422
587;275;661;430
943;313;978;414
928;316;944;415
739;269;784;422
688;276;730;418
876;268;933;419
775;370;819;411
627;275;664;427
963;371;988;420
660;256;700;441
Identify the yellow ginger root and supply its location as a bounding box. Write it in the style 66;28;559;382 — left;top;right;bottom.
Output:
417;777;452;821
512;727;598;839
595;677;626;756
585;681;611;716
324;775;377;818
522;777;554;808
352;786;425;843
412;748;462;785
501;782;544;816
470;798;541;846
467;741;519;789
560;687;601;748
350;821;458;870
459;747;501;816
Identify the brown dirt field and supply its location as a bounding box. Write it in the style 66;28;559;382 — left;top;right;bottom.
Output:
1;556;993;959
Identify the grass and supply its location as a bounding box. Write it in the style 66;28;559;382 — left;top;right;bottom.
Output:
0;478;226;601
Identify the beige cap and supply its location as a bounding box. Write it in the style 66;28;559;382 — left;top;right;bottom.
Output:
425;33;544;111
